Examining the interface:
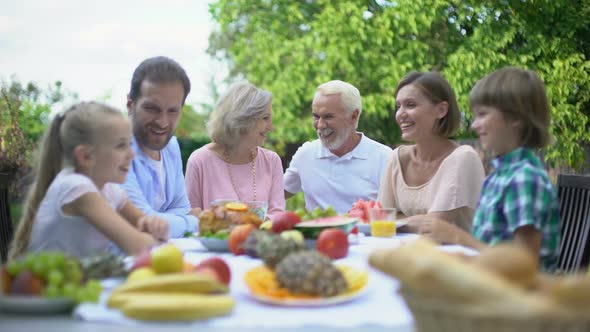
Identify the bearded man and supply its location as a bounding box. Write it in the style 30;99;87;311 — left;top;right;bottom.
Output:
122;56;200;238
283;80;392;213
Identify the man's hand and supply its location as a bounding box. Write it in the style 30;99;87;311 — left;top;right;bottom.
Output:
188;207;202;217
137;215;170;242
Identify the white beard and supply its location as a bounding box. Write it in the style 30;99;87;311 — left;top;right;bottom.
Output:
318;123;352;151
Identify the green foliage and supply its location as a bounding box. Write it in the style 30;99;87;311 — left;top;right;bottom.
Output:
0;79;75;197
209;0;590;169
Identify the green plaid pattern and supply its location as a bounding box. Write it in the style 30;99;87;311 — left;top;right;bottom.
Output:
473;147;560;271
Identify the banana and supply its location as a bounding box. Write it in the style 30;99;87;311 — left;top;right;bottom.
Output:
120;294;235;321
111;273;228;296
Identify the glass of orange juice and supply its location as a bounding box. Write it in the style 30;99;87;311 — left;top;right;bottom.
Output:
369;208;397;237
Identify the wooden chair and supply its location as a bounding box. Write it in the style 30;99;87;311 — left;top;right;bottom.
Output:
0;175;14;263
557;174;590;273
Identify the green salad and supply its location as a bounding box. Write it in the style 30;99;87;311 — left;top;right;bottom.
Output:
198;229;231;240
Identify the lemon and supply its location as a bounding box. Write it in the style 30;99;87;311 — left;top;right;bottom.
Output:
151;245;184;274
259;221;273;230
127;267;156;283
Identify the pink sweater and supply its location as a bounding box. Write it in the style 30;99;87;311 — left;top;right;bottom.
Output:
185;144;286;221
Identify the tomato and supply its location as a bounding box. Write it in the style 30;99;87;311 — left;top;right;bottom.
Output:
317;228;349;259
228;224;256;255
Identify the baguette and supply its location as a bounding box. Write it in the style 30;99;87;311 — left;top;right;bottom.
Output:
369;238;554;316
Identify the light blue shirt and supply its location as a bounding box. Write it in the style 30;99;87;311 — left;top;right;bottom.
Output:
122;136;198;238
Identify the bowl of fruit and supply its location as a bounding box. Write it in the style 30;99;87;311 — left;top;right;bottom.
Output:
1;252;103;314
211;199;269;221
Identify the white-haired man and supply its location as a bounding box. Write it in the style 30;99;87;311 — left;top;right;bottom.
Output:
284;80;392;214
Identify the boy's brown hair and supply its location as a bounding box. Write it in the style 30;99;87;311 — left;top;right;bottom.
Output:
469;67;552;149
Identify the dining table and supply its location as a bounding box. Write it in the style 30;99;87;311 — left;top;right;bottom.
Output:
0;232;477;332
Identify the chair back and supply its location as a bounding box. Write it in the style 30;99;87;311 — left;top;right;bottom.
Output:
0;176;13;263
557;174;590;273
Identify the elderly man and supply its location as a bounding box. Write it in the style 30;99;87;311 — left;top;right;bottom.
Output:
122;56;199;238
284;80;392;214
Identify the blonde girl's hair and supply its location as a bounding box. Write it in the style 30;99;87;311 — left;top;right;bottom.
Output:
9;101;125;260
207;80;272;148
469;67;552;149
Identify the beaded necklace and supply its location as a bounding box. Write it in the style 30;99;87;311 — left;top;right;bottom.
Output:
224;148;257;201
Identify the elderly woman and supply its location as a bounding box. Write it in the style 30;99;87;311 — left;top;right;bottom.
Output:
185;81;285;221
378;71;485;232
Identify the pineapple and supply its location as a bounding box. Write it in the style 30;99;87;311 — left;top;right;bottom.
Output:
275;251;348;297
244;231;304;267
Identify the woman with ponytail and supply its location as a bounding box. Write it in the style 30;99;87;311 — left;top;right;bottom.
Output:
9;101;169;260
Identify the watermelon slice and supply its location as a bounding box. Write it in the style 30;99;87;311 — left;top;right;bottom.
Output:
294;216;359;239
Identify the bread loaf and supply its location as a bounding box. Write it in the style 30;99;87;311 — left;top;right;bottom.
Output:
368;238;554;316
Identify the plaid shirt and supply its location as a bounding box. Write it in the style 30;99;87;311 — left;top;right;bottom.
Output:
473;147;560;271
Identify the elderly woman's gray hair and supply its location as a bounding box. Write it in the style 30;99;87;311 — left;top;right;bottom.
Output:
207;81;273;148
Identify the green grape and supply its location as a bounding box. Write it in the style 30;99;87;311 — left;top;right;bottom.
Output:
62;283;78;299
295;208;306;218
6;260;24;276
85;279;103;292
23;255;36;270
43;284;60;298
324;206;337;217
31;259;50;278
311;207;323;219
47;270;64;286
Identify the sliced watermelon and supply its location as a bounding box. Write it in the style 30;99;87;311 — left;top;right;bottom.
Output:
294;216;359;239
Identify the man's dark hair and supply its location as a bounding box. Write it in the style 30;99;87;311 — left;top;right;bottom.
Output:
128;56;191;104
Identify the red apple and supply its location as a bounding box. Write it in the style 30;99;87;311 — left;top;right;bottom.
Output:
317;228;349;259
193;266;222;283
131;251;152;271
10;270;44;296
229;224;256;255
194;257;231;285
1;265;12;294
271;211;302;233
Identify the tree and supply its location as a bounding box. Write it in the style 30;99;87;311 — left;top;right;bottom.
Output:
208;0;590;169
0;79;75;196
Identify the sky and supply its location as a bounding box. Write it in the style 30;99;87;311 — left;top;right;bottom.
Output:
0;0;227;112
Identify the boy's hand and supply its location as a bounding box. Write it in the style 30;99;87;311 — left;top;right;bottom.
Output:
418;218;462;244
137;215;170;242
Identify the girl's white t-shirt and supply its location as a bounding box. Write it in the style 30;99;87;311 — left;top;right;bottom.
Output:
27;168;128;257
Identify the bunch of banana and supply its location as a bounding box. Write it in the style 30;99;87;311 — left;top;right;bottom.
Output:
108;273;235;321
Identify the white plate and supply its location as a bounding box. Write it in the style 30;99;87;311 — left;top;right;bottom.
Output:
357;221;407;235
0;295;75;314
248;285;367;307
198;237;230;252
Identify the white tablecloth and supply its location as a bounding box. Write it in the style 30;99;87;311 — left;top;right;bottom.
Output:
74;234;475;328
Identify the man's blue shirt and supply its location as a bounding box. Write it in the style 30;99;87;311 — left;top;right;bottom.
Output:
122;136;198;237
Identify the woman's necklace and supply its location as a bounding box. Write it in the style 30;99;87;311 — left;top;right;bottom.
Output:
224;148;257;201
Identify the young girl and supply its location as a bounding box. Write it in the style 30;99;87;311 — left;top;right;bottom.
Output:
418;67;560;271
9;102;169;260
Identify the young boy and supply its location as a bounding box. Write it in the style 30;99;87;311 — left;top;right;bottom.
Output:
417;67;560;271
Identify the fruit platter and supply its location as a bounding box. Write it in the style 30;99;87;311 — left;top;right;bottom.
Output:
108;244;235;321
244;251;368;307
1;252;104;314
196;202;264;252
